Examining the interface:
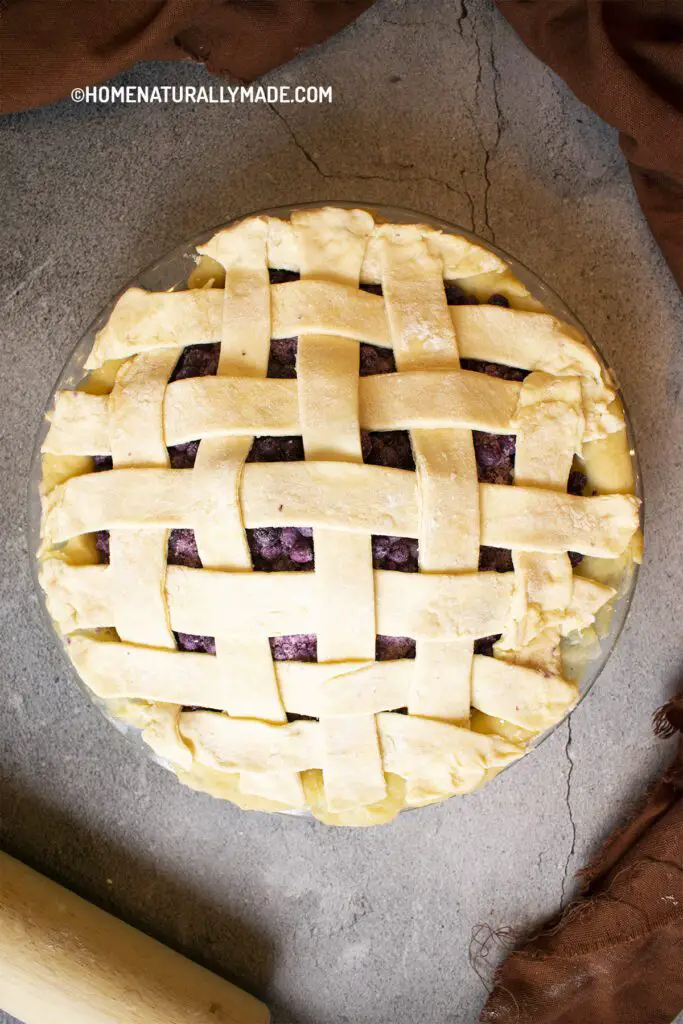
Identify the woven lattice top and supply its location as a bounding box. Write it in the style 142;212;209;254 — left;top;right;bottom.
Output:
39;207;640;824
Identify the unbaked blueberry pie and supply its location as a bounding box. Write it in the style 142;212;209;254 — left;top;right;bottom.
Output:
38;207;641;825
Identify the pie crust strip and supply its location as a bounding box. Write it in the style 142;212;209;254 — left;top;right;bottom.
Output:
67;634;583;736
42;559;613;643
105;347;191;768
42;468;640;559
379;224;480;758
495;370;584;693
43;370;524;453
292;207;385;812
193;218;304;807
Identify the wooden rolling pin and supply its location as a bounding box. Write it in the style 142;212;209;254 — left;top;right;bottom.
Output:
0;851;269;1024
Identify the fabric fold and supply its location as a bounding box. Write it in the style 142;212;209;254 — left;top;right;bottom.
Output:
496;0;683;290
480;692;683;1024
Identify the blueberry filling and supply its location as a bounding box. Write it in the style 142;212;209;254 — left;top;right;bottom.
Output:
360;343;396;376
460;358;528;383
372;536;419;573
362;429;415;470
270;634;317;661
93;282;585;670
474;431;516;486
246;435;305;463
248;526;314;571
445;283;479;306
478;546;514;574
167;528;201;568
269;268;300;285
174;631;215;655
377;635;416;660
474;634;502;657
268;338;298;378
170;342;219;383
167;440;200;470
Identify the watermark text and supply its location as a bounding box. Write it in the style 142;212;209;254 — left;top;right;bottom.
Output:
71;84;332;105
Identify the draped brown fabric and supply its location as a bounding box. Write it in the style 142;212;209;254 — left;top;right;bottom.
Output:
495;1;683;291
0;0;376;113
480;696;683;1024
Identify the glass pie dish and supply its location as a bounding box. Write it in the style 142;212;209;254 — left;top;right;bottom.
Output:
29;202;643;825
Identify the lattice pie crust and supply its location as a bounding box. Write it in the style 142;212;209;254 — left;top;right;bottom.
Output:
39;208;641;826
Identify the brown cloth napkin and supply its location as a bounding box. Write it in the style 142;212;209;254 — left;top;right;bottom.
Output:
496;0;683;291
480;695;683;1024
0;0;375;112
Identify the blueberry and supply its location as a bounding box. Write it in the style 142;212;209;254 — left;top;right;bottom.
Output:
281;527;299;551
390;540;410;564
372;535;391;560
290;539;313;564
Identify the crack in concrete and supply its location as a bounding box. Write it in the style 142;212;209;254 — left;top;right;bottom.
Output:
454;0;502;240
266;101;327;176
561;717;577;908
267;103;474;230
456;0;469;35
469;12;497;241
482;29;503;243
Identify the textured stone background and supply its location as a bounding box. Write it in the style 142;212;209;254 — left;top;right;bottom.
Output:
1;1;682;1022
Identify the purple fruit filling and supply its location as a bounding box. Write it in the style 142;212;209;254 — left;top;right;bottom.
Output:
474;634;502;657
248;526;314;572
445;283;479;306
268;338;298;378
174;631;215;655
479;546;514;574
473;431;516;486
94;282;585;670
372;535;419;573
269;269;300;285
360;343;397;376
167;440;200;470
460;358;528;383
167;528;201;568
170;342;219;383
95;529;110;562
362;429;415;470
246;435;305;463
376;635;416;660
270;634;317;661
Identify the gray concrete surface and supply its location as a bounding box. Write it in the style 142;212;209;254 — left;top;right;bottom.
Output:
1;1;682;1022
